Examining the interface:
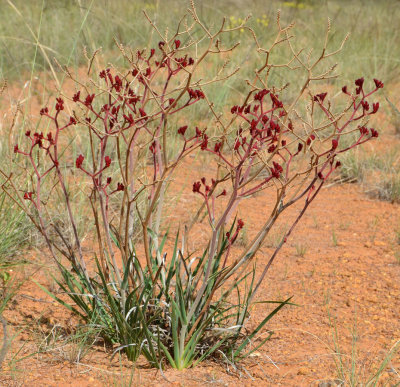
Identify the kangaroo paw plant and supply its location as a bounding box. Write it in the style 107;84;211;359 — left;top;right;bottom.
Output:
1;4;384;369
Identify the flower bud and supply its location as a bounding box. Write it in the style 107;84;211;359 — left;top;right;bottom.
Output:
105;156;111;168
24;192;33;200
177;125;188;136
370;128;379;138
371;102;379;114
355;77;364;88
72;91;81;102
76;154;84;168
192;181;201;193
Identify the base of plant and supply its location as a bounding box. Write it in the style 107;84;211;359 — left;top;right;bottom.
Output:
40;230;293;369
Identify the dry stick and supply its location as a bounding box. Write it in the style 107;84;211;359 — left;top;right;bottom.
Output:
185;16;300;337
222;192;283;284
185;174;240;326
151;179;168;287
187;192;281;339
219;22;344;285
89;192;108;279
184;84;257;238
54;167;89;279
250;179;324;303
51;223;78;262
92;107;124;288
22;157;69;275
0;171;39;230
98;187;128;312
226;161;318;282
98;190;123;287
53;117;90;280
119;127;141;265
123;145;137;266
141;6;241;255
151;64;179;240
88;123;107;273
0;175;74;265
134;35;222;277
154;179;167;239
141;168;169;283
0;314;9;368
124;43;196;282
209;140;289;283
186;283;219;339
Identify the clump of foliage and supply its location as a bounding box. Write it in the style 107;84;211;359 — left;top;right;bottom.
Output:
2;3;384;369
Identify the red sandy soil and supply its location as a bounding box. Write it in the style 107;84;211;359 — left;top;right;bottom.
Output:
0;182;399;386
0;77;399;386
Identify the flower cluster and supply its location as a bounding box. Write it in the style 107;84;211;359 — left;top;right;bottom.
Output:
14;38;209;215
189;78;384;219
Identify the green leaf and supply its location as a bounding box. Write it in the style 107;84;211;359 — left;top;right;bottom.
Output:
33;280;85;319
233;296;293;358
